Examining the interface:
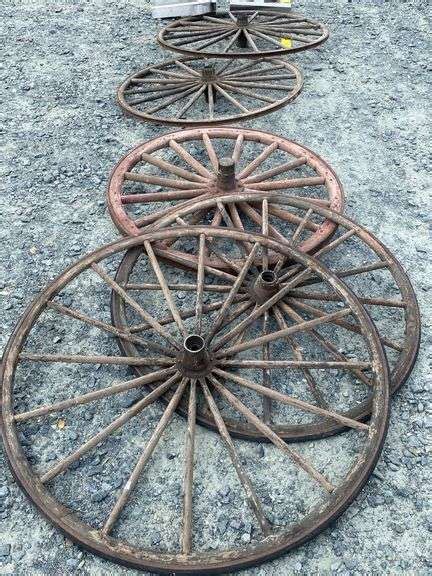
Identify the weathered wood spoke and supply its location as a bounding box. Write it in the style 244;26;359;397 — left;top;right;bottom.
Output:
181;381;197;554
15;368;176;422
102;378;188;535
40;373;181;484
201;380;271;534
209;376;335;493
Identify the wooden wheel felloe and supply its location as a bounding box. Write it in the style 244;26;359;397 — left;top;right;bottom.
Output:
117;57;303;126
107;126;344;267
158;10;329;59
1;228;389;574
112;195;420;441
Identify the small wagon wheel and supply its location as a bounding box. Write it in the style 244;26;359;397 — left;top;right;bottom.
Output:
1;227;389;573
112;195;420;441
158;10;329;59
107;126;344;268
117;57;303;126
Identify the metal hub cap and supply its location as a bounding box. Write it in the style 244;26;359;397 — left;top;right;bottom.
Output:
1;227;389;573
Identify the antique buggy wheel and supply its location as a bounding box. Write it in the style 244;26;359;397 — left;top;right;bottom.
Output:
117;57;303;126
112;195;420;441
157;10;329;59
107;126;344;267
1;227;389;574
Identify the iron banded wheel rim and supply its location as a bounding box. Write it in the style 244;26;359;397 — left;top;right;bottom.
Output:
117;57;303;126
107;126;344;265
157;10;329;59
112;195;420;441
1;228;389;574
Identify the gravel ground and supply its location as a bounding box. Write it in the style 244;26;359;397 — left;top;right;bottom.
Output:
1;0;431;574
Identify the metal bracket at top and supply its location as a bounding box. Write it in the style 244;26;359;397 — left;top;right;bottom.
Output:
152;0;292;20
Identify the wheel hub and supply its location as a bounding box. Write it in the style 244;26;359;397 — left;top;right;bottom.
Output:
250;270;281;304
177;334;214;377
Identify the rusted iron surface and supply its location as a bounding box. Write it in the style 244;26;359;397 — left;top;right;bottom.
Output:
158;10;329;59
112;195;420;442
1;227;389;574
107;126;344;266
117;57;303;126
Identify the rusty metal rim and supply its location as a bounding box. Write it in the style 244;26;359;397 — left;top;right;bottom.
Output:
157;11;329;60
111;195;420;442
106;126;344;257
1;227;389;574
117;57;304;127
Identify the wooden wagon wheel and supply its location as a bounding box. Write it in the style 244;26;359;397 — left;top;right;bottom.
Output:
157;10;329;59
1;227;389;573
117;57;303;126
107;126;344;268
112;195;420;441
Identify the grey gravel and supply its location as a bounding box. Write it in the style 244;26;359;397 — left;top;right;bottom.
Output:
1;0;431;575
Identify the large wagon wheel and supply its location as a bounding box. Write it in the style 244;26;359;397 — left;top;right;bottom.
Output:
112;195;420;441
107;127;344;268
1;228;389;573
158;10;329;59
117;57;303;126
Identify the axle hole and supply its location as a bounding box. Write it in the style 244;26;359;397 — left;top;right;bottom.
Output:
184;334;205;354
261;270;277;284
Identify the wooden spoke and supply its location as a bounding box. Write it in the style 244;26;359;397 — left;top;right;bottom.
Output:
218;82;277;104
124;171;204;190
232;133;244;163
288;297;404;352
102;378;188;535
212;267;312;352
237;142;278;179
261;199;269;270
174;60;202;76
288;290;406;309
91;263;180;350
201;381;271;534
207;84;214;118
223;29;241;53
220;80;296;91
215;307;352;358
40;373;181;484
214;369;370;432
214;84;249;113
140;152;208;183
217;359;370;371
291;207;314;245
144;240;187;337
128;84;198;105
278;300;375;389
248;176;325;191
176;85;207;118
262;311;272;423
314;228;358;258
243;29;259;52
206;243;260;342
145;87;202;115
195;234;206;334
46;301;173;357
129;295;248;334
169;139;213;178
209;376;335;493
272;305;330;409
121;189;206;204
202;132;219;171
242;157;307;184
14;368;176;422
181;381;197;554
194;30;236;50
19;353;174;366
